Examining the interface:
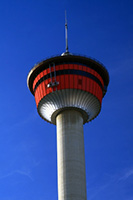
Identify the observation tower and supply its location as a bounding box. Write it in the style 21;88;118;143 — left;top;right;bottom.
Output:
27;17;109;200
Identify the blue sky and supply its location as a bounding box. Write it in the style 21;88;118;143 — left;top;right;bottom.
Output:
0;0;132;199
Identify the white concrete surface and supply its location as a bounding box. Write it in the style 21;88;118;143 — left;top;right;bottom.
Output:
56;110;87;200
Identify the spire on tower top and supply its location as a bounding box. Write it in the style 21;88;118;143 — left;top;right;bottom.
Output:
61;11;72;56
65;10;68;53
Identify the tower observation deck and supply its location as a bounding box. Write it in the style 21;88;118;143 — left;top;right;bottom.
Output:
27;19;109;200
27;55;109;124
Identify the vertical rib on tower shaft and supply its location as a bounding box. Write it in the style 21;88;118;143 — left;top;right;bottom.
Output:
56;110;87;200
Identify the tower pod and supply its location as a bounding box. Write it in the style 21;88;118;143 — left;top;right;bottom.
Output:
27;55;109;124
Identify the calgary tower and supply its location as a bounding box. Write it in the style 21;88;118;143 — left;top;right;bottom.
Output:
27;16;109;200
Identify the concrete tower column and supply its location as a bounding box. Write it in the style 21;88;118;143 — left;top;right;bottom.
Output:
56;110;87;200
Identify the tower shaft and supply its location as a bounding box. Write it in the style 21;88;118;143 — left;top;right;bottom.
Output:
56;110;87;200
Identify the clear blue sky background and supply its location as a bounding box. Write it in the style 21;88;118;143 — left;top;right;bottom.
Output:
0;0;132;200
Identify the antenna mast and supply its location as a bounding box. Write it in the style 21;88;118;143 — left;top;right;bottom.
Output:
65;11;69;53
61;11;71;56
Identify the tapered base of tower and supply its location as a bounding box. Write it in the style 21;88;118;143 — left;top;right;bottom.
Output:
56;110;87;200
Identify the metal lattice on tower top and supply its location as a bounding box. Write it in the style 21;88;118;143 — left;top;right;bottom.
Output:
27;16;109;200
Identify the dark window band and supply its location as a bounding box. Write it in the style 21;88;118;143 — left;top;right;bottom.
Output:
33;69;103;93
